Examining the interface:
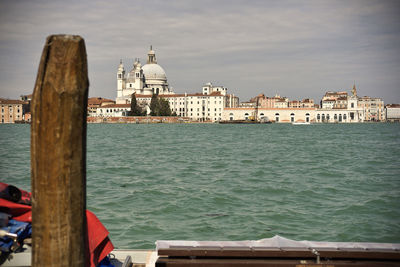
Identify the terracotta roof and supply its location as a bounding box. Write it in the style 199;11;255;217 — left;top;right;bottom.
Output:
88;97;115;105
100;104;130;108
209;91;223;96
0;98;27;104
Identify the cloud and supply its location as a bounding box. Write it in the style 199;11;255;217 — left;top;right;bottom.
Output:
0;0;399;103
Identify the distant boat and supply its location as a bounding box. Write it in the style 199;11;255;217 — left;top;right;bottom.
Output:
292;121;311;125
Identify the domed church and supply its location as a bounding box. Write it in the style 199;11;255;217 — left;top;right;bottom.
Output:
116;46;174;104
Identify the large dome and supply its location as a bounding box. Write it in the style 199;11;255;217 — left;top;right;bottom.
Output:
142;64;167;81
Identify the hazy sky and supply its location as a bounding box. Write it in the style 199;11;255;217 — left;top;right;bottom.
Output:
1;0;399;103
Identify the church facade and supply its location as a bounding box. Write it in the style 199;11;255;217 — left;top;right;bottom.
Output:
115;47;239;121
116;46;174;104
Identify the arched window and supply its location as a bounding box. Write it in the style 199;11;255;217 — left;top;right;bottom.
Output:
339;114;342;122
326;114;330;121
317;114;320;120
229;113;234;121
275;113;279;122
334;114;337;120
244;113;249;120
322;114;325;122
306;113;310;122
290;113;295;122
343;114;347;120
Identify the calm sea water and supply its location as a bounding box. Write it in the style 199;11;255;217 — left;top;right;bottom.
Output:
1;123;400;249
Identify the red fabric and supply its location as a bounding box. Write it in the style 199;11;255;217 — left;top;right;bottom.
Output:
0;198;32;222
86;210;115;267
0;184;114;267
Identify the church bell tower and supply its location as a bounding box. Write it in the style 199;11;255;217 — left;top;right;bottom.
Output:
117;59;125;97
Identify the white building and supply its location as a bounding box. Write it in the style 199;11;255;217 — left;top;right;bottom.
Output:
223;108;315;123
316;85;364;123
133;83;238;122
358;96;385;121
97;104;131;117
115;47;239;121
116;46;174;104
162;86;239;122
386;104;400;122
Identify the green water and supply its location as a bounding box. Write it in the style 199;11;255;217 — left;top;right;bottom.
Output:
1;123;400;249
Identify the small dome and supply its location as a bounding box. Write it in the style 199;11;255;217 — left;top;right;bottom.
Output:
142;64;166;80
126;70;136;82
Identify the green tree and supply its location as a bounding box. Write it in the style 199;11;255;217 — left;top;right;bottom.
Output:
129;93;143;116
149;93;159;116
159;98;171;116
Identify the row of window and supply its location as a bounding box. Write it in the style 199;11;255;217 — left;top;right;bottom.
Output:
1;109;21;113
99;108;128;113
1;105;21;108
317;113;347;121
172;107;223;112
1;114;20;118
170;100;223;105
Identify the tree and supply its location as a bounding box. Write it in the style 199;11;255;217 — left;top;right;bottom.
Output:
129;93;143;116
149;94;172;116
159;97;171;116
149;93;159;116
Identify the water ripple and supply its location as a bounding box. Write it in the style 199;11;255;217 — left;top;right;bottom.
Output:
1;123;400;248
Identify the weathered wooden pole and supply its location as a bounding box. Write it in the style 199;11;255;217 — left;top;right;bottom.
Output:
31;35;89;267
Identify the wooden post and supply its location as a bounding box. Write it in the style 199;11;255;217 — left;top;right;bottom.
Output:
31;35;89;267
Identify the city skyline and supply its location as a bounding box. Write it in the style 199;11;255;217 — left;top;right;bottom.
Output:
0;0;399;103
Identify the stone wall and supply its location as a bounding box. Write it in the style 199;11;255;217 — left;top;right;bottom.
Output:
87;116;189;123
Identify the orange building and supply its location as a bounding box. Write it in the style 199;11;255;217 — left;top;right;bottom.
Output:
0;98;28;123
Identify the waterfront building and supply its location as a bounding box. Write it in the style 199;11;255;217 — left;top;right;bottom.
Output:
133;83;239;122
88;97;115;117
385;104;400;122
321;91;348;109
315;109;363;123
96;103;131;117
358;96;385;121
288;99;315;108
116;46;174;104
0;98;28;123
227;93;317;123
248;94;293;108
222;107;315;123
115;47;239;121
316;85;364;123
